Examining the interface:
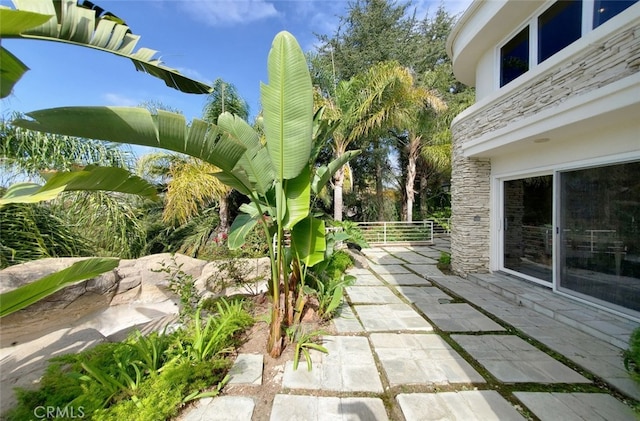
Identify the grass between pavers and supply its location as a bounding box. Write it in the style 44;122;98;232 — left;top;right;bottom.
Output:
421;276;640;415
361;255;640;419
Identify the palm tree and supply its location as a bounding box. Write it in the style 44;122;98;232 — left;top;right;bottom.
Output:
201;79;250;235
398;92;447;222
325;61;444;221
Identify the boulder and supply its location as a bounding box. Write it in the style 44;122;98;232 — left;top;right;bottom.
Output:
0;326;107;412
0;252;266;417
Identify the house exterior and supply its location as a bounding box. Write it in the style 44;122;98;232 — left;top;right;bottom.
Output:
446;0;639;319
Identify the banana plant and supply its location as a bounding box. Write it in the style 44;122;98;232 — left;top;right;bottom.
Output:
0;165;159;206
0;0;212;98
13;31;359;358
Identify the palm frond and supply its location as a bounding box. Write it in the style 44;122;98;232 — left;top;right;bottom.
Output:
164;157;230;225
2;1;212;94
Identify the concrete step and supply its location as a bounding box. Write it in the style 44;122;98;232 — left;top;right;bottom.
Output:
467;272;638;350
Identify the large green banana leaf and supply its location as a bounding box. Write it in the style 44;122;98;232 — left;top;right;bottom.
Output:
311;150;362;195
282;166;311;230
0;257;119;317
290;216;326;267
1;1;211;94
0;165;159;206
13;107;247;172
0;8;53;98
261;31;313;181
217;112;274;195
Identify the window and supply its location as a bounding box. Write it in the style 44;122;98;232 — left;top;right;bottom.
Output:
538;0;582;63
500;27;529;87
498;0;637;89
593;0;638;28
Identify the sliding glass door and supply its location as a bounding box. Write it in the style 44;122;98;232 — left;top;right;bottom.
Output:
501;161;640;315
559;161;640;313
503;175;553;283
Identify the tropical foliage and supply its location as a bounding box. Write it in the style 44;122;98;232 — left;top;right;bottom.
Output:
5;298;253;421
0;0;211;98
311;1;472;221
13;31;358;358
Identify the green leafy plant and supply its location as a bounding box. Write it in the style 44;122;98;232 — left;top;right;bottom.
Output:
306;236;356;320
209;258;266;296
14;31;359;358
0;201;94;268
286;327;328;371
178;300;253;363
152;258;199;320
0;257;119;317
624;327;640;384
6;299;252;420
437;251;451;270
0;1;212;98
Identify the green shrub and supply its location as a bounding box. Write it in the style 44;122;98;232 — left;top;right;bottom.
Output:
308;250;356;320
6;299;253;420
624;327;640;384
437;251;451;270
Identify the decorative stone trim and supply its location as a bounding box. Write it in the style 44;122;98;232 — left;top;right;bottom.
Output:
450;20;639;276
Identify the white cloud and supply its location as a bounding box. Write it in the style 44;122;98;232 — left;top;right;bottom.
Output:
178;0;280;26
174;66;208;83
103;93;139;106
412;0;474;19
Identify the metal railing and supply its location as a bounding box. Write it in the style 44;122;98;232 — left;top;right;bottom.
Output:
356;220;435;246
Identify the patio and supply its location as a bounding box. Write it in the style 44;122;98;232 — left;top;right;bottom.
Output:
183;240;640;420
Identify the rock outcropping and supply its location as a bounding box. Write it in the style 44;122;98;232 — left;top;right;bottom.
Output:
0;253;269;413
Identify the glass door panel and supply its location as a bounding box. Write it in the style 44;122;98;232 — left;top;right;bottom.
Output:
559;161;640;312
503;176;553;283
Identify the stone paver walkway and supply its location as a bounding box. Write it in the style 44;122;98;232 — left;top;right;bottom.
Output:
183;242;640;420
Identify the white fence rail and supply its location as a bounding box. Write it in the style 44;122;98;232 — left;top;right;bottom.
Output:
356;221;435;246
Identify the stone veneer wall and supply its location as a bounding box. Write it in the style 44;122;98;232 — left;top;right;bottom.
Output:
450;21;640;276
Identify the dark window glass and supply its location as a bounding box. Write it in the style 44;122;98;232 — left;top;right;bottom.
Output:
538;0;582;63
559;161;640;313
593;0;638;28
500;26;529;87
503;176;553;283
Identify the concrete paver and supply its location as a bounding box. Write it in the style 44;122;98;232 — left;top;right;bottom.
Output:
451;335;591;384
270;395;389;421
432;273;640;400
365;254;406;265
282;335;383;393
398;391;526;421
370;333;485;385
180;397;254;421
417;302;506;332
404;263;446;278
395;285;454;304
368;263;412;274
354;304;434;332
332;304;364;333
513;392;637;421
389;251;438;264
350;273;385;286
345;285;403;304
228;354;263;385
379;272;432;286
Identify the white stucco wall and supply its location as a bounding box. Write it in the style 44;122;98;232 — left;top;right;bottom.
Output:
490;119;640;177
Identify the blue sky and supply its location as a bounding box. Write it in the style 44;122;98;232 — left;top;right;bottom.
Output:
2;0;471;130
